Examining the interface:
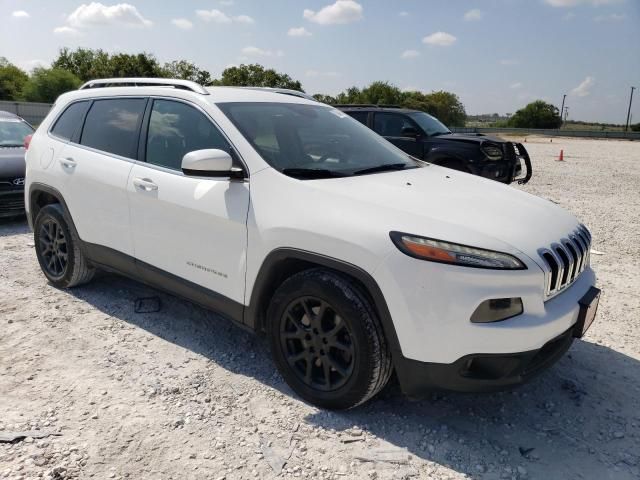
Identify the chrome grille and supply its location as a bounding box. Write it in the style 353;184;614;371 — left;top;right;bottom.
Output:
539;225;591;298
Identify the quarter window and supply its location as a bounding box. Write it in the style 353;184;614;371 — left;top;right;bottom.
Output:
146;99;231;170
80;98;147;159
51;101;90;141
373;113;416;137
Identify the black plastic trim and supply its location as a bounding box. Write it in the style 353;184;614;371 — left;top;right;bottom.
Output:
245;248;403;358
82;243;247;329
395;326;575;397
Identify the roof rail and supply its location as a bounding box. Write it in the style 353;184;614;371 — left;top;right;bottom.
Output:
79;78;209;95
333;104;403;109
233;87;316;101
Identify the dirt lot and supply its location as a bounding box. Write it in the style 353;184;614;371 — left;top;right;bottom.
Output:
1;137;639;480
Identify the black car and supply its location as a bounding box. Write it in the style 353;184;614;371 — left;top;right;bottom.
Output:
0;111;34;218
338;105;531;184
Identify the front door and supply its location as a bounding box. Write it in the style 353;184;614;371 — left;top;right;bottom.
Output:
373;112;423;158
127;98;250;315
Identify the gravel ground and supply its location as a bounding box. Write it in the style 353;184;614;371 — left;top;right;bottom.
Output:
1;136;639;480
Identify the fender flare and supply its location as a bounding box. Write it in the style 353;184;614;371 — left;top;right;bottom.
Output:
28;183;83;249
245;248;403;360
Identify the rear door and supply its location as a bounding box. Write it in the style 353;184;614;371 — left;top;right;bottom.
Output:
55;97;147;257
127;98;250;313
373;112;423;158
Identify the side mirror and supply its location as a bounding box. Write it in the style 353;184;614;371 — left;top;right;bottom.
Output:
181;149;244;179
401;126;419;138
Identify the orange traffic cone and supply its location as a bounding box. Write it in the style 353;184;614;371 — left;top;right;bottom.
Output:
557;149;564;161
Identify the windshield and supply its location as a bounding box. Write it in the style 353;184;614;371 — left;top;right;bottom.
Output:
408;112;450;136
218;102;419;178
0;119;34;147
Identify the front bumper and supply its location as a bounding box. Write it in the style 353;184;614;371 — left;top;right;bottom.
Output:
0;189;25;218
395;325;575;396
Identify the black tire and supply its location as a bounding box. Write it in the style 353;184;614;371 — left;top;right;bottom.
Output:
34;204;94;288
267;268;392;409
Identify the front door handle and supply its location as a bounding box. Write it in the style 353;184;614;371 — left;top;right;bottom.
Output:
133;177;158;192
59;157;76;169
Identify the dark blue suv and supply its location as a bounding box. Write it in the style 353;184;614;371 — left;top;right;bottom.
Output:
339;105;532;185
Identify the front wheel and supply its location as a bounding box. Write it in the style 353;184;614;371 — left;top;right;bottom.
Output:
34;204;95;288
267;269;392;409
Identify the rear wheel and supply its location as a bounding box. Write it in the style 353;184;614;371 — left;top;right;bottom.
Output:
34;204;94;288
267;269;392;409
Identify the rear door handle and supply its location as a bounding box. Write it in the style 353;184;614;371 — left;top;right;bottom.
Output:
59;157;76;169
133;177;158;192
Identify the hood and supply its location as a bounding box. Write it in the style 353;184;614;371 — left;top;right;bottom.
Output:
305;165;580;265
436;132;506;145
0;147;26;179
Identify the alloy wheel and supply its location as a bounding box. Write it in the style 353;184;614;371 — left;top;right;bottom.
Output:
38;218;68;278
279;296;355;391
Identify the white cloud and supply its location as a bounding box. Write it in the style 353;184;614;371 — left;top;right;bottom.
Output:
398;11;409;17
594;13;626;21
288;26;312;37
464;9;483;21
510;82;523;89
401;49;420;59
303;0;363;25
545;0;623;6
422;32;457;47
241;46;284;57
220;0;234;5
500;59;520;66
234;15;255;24
196;9;254;24
53;25;81;35
67;3;152;28
306;70;340;78
12;10;30;18
196;9;231;23
171;18;193;30
571;76;595;96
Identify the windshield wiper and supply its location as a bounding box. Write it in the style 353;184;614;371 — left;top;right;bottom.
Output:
281;168;351;179
353;163;410;175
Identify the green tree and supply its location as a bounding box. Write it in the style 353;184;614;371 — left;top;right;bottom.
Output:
52;48;165;81
509;100;562;129
162;60;213;85
630;123;640;132
214;64;303;91
403;90;466;127
22;68;81;103
0;58;29;100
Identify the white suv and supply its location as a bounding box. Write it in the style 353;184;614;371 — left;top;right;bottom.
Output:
25;78;600;409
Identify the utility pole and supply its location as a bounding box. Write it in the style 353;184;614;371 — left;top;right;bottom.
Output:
564;106;569;123
625;86;636;131
559;94;567;128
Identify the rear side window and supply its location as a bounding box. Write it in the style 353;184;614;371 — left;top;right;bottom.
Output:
80;98;147;159
346;111;369;126
146;99;231;170
51;101;90;141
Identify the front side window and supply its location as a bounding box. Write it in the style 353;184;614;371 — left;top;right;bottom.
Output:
146;99;231;170
80;98;147;159
218;102;418;178
0;119;34;146
373;113;418;137
51;101;90;141
408;112;451;136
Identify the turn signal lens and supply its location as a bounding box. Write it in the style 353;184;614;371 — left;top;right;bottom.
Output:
481;145;503;160
24;134;33;150
390;232;526;270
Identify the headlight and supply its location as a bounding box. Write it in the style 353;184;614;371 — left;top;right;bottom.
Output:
390;232;526;270
481;145;503;160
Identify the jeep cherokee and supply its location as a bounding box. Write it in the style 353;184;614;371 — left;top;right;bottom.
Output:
25;78;599;409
